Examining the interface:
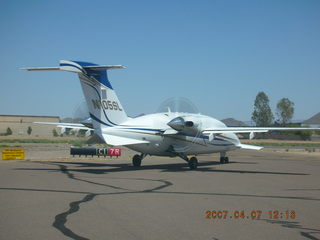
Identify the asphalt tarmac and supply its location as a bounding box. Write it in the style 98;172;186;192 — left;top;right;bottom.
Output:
0;148;319;240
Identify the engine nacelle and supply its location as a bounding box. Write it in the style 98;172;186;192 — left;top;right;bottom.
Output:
167;116;202;134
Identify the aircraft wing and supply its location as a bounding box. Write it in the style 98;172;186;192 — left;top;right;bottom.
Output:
34;122;92;130
202;127;320;134
162;128;179;135
237;144;263;150
102;134;149;146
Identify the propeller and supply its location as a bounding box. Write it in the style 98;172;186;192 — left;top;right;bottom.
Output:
156;97;202;135
156;97;199;114
71;100;92;137
73;100;90;122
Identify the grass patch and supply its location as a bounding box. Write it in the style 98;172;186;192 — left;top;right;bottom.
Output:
0;144;21;148
0;138;87;146
305;148;316;153
71;140;84;147
245;141;320;148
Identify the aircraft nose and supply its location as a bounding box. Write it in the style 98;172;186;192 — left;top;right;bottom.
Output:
167;117;185;131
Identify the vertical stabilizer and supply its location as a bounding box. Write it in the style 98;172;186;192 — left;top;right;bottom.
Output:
23;60;128;134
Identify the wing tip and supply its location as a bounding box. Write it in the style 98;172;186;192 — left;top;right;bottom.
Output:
239;144;263;150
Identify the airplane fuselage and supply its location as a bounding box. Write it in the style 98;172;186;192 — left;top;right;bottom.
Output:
103;112;240;156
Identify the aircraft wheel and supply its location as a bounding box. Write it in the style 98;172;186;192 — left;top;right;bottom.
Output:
189;157;198;170
225;157;229;163
132;154;142;167
220;157;225;164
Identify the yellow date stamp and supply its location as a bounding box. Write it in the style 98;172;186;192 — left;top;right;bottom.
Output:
205;210;296;220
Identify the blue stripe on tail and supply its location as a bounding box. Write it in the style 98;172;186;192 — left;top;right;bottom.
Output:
73;61;113;89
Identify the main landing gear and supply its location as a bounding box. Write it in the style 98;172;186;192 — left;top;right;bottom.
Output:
189;157;198;170
179;154;198;170
220;152;229;164
132;154;146;167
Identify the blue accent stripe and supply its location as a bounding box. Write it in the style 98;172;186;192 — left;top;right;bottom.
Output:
73;60;113;89
180;132;208;139
89;113;112;127
71;61;97;67
60;63;84;73
85;68;113;89
208;143;234;146
119;127;164;132
83;82;117;126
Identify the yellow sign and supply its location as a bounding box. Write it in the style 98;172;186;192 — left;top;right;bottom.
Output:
2;148;25;160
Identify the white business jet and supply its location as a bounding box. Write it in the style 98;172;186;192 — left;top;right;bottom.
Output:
23;60;319;169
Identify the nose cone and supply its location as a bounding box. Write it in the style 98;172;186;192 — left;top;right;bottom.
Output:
168;117;185;131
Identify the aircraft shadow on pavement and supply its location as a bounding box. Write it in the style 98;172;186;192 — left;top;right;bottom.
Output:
15;160;308;176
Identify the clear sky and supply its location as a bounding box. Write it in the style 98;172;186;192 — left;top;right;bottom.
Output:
0;0;319;121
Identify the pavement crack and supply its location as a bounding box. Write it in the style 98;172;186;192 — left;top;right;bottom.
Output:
48;164;176;239
56;163;128;190
143;179;173;192
300;231;320;240
53;193;96;240
110;177;173;192
261;219;320;240
48;163;129;240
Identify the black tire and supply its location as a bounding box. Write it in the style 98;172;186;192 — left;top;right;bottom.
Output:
220;157;225;164
132;154;142;167
189;157;198;170
225;157;229;163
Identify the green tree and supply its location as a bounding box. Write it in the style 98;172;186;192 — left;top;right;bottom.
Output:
276;98;294;125
252;91;274;126
52;129;58;137
6;127;12;136
27;126;32;135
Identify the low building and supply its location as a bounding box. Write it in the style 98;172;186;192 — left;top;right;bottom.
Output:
302;112;320;128
221;118;248;127
0;115;60;137
221;118;248;139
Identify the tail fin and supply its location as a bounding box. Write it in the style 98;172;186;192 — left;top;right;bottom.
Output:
23;60;128;131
